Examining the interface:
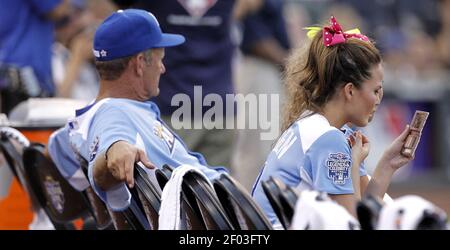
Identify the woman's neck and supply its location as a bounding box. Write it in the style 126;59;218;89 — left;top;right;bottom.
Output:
321;99;347;129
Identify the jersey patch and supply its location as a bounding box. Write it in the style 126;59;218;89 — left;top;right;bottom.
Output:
326;152;351;185
89;136;99;162
153;121;175;154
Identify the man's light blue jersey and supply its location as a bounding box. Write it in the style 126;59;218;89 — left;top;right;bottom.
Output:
48;126;90;191
252;113;367;225
68;98;226;211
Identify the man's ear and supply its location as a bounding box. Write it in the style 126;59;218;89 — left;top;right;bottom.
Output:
134;53;145;77
343;82;355;100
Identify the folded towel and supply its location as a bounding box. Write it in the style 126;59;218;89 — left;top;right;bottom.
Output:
158;164;213;230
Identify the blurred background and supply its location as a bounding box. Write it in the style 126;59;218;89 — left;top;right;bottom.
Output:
1;0;449;229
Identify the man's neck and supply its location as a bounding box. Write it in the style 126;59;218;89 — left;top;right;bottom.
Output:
96;79;138;101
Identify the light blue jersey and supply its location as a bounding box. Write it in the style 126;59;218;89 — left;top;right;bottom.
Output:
48;126;90;192
252;113;367;225
68;98;226;211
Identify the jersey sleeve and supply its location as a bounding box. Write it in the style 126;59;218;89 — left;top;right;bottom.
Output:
86;105;137;211
305;130;354;195
87;105;137;162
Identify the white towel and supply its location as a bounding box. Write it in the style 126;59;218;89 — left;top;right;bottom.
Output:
158;164;213;230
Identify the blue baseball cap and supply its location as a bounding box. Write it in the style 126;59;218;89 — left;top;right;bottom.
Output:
93;9;185;61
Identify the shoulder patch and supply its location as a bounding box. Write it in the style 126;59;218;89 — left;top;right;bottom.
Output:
326;152;351;185
153;121;175;154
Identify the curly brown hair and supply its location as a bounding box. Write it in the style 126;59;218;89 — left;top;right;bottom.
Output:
281;29;382;131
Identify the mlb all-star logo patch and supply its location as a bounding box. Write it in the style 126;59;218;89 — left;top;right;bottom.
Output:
153;121;175;154
326;152;351;185
89;136;100;162
178;0;217;18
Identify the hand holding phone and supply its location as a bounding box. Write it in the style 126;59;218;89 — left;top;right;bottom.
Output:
401;110;429;157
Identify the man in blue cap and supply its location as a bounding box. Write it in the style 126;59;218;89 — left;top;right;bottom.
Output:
64;9;226;211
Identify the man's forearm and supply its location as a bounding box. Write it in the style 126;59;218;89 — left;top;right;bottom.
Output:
92;152;122;190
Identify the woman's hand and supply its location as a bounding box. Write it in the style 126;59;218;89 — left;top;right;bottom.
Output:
380;125;414;170
349;131;370;166
365;125;415;199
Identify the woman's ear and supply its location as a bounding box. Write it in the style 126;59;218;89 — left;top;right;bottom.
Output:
343;82;355;100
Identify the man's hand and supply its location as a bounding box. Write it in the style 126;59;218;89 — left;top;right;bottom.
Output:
93;140;155;190
106;141;155;188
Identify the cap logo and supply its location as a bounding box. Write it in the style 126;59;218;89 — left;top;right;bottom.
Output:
93;49;108;58
93;49;100;58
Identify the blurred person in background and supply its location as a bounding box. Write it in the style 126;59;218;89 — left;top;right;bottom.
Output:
0;0;70;114
52;0;100;101
334;0;447;87
0;0;71;230
436;0;450;70
52;0;118;101
232;0;290;191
